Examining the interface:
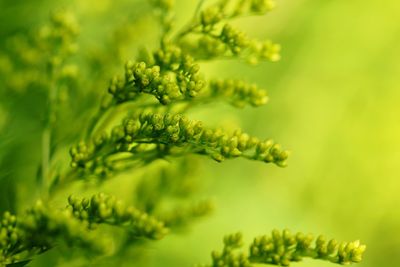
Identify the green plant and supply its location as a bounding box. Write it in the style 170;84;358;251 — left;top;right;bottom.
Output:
0;0;365;266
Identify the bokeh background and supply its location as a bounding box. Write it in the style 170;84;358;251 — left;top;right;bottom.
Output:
1;0;399;266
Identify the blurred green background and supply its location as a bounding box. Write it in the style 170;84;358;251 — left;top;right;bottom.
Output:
1;0;399;266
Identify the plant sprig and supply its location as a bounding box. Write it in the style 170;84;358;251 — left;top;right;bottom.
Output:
0;0;366;266
199;230;366;267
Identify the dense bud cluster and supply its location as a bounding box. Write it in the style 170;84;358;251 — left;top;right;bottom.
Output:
70;111;288;178
220;24;249;55
115;112;288;165
107;44;205;106
0;202;106;266
21;201;105;254
0;193;169;266
0;212;21;265
109;61;181;105
208;232;251;267
207;79;268;107
177;0;279;63
202;230;366;267
249;229;366;266
153;44;205;97
69;132;109;173
187;35;227;59
248;40;281;64
180;33;280;64
68;193;168;240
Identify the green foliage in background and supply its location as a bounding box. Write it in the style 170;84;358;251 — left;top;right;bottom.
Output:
2;0;393;266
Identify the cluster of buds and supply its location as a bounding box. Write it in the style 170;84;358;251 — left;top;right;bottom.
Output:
202;230;366;267
37;10;79;69
220;24;250;55
200;6;224;29
315;235;366;264
108;54;204;105
207;79;269;107
69;132;109;171
180;31;280;64
20;201;106;255
68;193;168;240
113;112;288;166
153;44;205;98
187;35;227;60
178;0;278;63
199;0;275;29
248;40;281;64
109;61;181;105
254;140;289;167
248;0;275;13
116;112;204;145
209;232;251;267
249;229;366;266
70;111;288;179
0;212;21;265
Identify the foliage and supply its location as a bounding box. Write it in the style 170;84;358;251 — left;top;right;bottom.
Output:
0;0;365;266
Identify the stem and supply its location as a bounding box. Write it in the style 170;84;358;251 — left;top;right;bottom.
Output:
41;127;50;197
40;64;59;197
174;0;206;41
85;107;108;139
174;0;267;42
175;23;201;41
48;169;79;198
194;0;206;18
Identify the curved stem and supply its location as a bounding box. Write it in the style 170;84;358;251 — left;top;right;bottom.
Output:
48;169;79;198
85;107;109;139
174;0;206;41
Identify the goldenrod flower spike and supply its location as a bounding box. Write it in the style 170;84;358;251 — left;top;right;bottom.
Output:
69;112;289;179
200;229;366;267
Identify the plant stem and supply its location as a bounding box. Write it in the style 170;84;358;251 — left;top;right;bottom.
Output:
48;169;78;198
40;69;58;197
41;127;51;197
174;0;205;41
